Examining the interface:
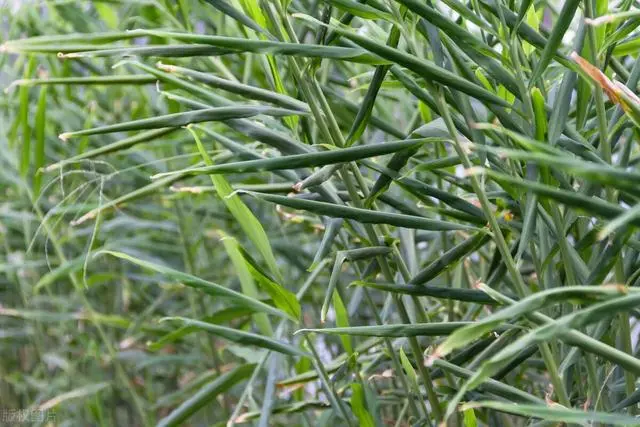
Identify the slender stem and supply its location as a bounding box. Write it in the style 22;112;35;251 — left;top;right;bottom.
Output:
435;89;571;409
585;354;601;410
264;4;439;420
29;191;150;426
585;0;636;406
306;336;355;426
539;342;571;407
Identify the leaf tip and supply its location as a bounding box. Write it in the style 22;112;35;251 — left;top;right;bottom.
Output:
43;162;62;172
464;166;485;177
170;185;206;194
424;350;441;367
614;80;640;104
4;79;26;93
292;181;303;192
150;172;168;180
112;60;132;70
596;228;611;241
585;16;613;26
471;122;494;131
71;210;97;226
156;61;177;73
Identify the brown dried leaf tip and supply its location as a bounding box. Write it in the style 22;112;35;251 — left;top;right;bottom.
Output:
570;52;621;104
571;52;640;116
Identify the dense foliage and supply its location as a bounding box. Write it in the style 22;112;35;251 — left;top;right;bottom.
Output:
3;0;640;425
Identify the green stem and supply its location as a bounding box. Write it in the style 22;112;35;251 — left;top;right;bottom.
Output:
29;192;150;426
435;89;571;410
306;336;355;426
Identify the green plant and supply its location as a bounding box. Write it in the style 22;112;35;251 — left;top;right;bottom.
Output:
2;0;640;425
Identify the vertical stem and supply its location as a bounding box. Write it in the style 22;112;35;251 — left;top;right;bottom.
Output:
539;342;572;407
306;336;355;426
585;0;636;406
435;90;571;408
340;168;441;421
28;192;150;426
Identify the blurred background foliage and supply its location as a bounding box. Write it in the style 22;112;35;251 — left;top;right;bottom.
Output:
2;0;640;426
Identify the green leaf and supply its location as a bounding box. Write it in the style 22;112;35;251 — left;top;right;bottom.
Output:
187;127;283;282
46;128;179;170
529;0;582;85
221;235;273;336
322;247;392;323
94;3;119;29
33;85;48;196
233;402;330;423
59;106;305;140
530;87;547;141
147;307;255;352
157;365;256;427
18;55;36;174
326;0;393;21
444;292;640;419
399;346;420;393
248;192;480;232
332;291;353;355
97;251;287;319
8;75;158;90
409;233;490;285
296;322;500;337
350;383;375;427
237;246;301;322
350;281;503;305
295;15;511;108
158;63;309;111
432;285;636;361
462;407;477;427
461;401;640;426
161;317;309;357
38;382;111;411
152;138;433;179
